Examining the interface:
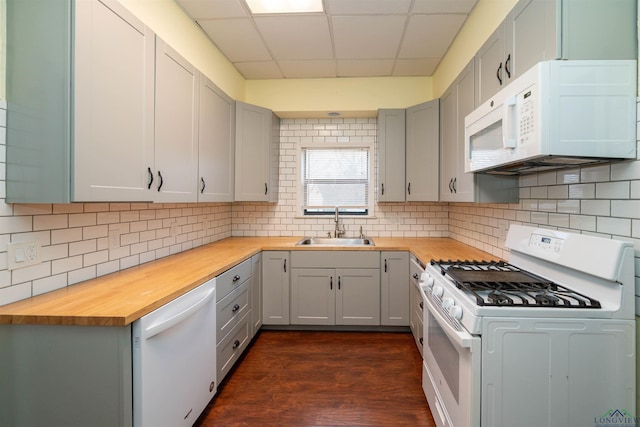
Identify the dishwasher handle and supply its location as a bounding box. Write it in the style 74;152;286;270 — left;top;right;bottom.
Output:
144;286;215;339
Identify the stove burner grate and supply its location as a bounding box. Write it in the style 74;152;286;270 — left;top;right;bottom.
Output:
430;259;601;308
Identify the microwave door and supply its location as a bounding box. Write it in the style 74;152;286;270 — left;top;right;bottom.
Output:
465;105;505;172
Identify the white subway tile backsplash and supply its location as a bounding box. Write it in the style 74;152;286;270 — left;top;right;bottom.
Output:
556;199;580;214
581;200;610;216
611;200;640;219
596;181;630;199
569;215;596;231
32;273;67;296
581;164;610;182
569;183;595;199
597;216;631;236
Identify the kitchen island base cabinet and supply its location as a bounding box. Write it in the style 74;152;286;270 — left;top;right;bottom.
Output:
0;324;133;427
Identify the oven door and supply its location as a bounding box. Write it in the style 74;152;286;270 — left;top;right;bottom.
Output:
420;285;481;427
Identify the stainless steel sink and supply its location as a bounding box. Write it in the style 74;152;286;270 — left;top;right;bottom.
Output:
295;237;375;246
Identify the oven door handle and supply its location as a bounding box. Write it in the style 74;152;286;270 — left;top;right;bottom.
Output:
421;286;475;349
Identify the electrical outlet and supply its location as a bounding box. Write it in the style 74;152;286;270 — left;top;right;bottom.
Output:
7;241;42;270
109;229;121;250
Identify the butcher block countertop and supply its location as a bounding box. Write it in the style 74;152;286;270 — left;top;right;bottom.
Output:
0;237;496;327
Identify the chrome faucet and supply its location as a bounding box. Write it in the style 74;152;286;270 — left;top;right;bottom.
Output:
334;207;345;238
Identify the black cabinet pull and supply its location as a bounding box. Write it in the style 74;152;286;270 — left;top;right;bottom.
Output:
419;301;424;310
381;183;384;195
413;273;419;280
264;183;268;195
283;259;287;272
232;274;241;282
384;259;387;273
201;177;205;193
452;177;457;193
407;182;411;195
232;340;240;350
157;171;163;192
330;276;333;290
505;54;511;78
497;62;503;85
419;337;423;345
338;276;341;290
232;303;240;313
147;167;153;189
448;178;453;193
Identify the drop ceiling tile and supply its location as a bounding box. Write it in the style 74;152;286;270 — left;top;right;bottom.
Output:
399;14;466;58
412;0;478;14
279;60;337;78
327;0;412;15
254;15;333;60
337;59;395;77
234;61;284;79
393;58;440;76
332;15;407;59
175;0;248;19
198;18;271;62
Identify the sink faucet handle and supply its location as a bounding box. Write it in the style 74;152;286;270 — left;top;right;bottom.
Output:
359;225;364;239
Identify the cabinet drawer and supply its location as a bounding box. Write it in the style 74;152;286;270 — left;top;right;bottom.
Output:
217;258;252;301
291;251;379;269
216;279;250;344
217;313;250;382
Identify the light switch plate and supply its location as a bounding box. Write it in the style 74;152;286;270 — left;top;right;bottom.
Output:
7;241;42;270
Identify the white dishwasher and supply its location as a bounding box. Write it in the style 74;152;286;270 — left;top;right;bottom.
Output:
132;278;217;427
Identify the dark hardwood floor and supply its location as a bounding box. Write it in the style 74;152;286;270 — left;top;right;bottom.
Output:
195;330;436;427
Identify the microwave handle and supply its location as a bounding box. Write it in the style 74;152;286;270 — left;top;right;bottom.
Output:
502;95;517;149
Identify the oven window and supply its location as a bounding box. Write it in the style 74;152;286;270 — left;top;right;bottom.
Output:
427;311;460;402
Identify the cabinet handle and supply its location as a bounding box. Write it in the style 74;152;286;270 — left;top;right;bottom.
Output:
381;183;384;195
232;274;241;282
283;259;287;273
505;53;511;78
232;340;240;350
338;276;341;290
201;177;205;193
330;276;333;290
419;337;423;345
419;301;424;310
147;167;154;190
497;62;503;85
413;273;419;280
264;183;268;195
157;171;163;192
232;303;240;313
384;259;388;273
407;182;411;195
452;177;457;193
448;178;453;193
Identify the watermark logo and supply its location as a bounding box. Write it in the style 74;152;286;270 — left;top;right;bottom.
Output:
594;409;639;427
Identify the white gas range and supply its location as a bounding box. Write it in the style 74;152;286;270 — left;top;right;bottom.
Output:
419;224;636;427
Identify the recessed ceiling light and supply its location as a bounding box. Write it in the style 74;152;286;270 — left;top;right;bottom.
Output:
245;0;324;14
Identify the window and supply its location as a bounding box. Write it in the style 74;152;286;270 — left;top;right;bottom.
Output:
300;146;372;216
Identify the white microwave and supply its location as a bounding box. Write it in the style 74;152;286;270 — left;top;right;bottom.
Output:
464;60;637;175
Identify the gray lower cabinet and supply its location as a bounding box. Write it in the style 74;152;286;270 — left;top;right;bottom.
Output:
289;251;381;326
0;324;133;427
380;251;410;326
216;258;252;382
262;251;290;325
250;253;263;336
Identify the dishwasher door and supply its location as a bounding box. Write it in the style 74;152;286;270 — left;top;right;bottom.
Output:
132;278;217;427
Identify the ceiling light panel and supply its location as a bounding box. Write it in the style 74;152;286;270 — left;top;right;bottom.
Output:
245;0;323;14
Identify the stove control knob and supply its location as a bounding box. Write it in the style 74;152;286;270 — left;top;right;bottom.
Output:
442;297;454;309
449;305;463;320
425;276;434;289
432;285;444;298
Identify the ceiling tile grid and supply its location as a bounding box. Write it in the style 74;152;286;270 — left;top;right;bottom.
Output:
175;0;478;79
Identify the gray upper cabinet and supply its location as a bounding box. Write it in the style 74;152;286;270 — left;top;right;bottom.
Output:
476;0;637;105
439;59;518;203
6;0;156;203
405;99;439;202
154;38;199;203
235;101;280;202
198;76;235;202
377;109;406;202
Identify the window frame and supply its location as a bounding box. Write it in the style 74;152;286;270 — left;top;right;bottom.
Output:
297;142;375;218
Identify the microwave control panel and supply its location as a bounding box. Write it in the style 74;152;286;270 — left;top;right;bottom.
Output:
518;86;535;146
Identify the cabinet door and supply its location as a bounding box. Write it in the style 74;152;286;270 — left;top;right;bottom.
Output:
335;269;380;326
73;0;154;202
450;60;476;202
380;252;409;326
198;76;235;202
474;24;506;105
405;99;439;202
262;251;290;325
154;37;199;202
290;269;335;325
377;109;406;202
235;101;278;202
438;85;458;202
250;253;262;338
